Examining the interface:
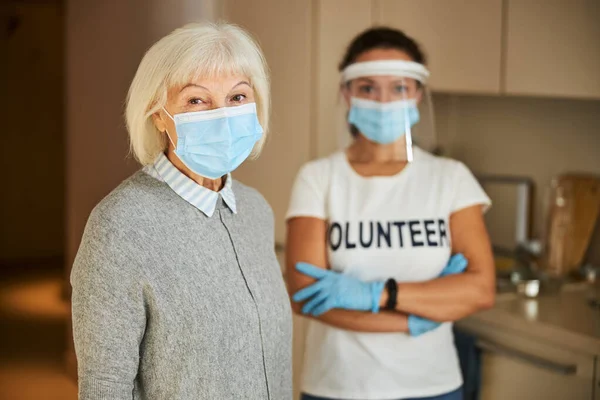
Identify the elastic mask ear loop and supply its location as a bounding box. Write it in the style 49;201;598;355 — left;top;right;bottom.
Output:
162;107;177;149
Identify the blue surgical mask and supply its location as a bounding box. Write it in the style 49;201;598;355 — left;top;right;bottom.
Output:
348;97;420;144
164;103;263;179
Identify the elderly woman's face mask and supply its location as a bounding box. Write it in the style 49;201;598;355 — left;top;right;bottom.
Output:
155;75;263;179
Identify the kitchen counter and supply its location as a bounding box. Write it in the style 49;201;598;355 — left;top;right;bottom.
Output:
457;283;600;356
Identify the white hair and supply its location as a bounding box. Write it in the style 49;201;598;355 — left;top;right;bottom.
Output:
126;22;270;165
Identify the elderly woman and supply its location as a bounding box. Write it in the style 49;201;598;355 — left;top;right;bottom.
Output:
70;22;292;400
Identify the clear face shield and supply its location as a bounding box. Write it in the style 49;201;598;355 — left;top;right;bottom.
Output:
339;60;436;161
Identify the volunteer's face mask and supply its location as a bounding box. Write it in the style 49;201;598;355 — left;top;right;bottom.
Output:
163;102;263;179
348;97;420;145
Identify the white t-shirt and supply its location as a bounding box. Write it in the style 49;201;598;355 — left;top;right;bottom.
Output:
286;147;491;400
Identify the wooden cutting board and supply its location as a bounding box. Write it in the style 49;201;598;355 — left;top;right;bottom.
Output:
545;174;600;277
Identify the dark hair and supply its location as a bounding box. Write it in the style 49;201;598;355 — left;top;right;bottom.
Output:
338;27;426;71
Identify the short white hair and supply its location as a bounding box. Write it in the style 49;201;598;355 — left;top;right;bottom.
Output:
126;22;270;165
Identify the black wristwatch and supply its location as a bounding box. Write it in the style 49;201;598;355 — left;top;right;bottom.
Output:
384;279;398;311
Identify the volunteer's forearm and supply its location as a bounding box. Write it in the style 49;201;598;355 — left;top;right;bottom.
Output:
380;272;495;321
292;302;408;333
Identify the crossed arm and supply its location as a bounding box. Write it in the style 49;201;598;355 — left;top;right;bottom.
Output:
285;204;495;332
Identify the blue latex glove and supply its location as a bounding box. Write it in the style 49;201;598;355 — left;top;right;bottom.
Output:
292;262;385;316
439;253;468;277
408;315;442;336
408;253;469;337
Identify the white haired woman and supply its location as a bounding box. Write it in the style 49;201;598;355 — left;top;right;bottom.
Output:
70;22;292;400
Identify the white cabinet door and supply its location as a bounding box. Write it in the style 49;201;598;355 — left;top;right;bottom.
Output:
314;0;375;157
481;348;594;400
374;0;503;94
460;317;596;400
505;0;600;99
223;0;314;243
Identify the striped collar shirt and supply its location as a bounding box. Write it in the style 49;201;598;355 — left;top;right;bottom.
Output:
143;153;237;217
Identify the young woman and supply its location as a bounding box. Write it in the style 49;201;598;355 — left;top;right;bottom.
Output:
286;27;495;400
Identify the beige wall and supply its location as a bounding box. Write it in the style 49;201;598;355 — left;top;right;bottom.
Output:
434;94;600;250
223;0;314;245
66;0;144;275
0;3;64;262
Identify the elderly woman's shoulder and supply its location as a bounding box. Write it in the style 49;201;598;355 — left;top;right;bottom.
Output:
87;171;168;229
231;179;274;217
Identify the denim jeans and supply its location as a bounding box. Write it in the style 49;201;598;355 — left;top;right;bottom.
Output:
300;386;463;400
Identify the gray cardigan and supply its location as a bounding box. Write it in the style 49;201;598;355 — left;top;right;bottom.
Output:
71;171;292;399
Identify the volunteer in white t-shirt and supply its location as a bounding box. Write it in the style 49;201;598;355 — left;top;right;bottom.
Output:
286;27;495;400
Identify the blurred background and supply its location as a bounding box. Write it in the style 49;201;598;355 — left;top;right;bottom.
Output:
1;0;599;399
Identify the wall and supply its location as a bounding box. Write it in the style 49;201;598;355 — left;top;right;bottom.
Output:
223;0;314;245
434;94;600;251
0;3;64;263
66;0;143;279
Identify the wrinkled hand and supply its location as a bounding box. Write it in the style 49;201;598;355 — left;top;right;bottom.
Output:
292;262;385;316
408;253;469;337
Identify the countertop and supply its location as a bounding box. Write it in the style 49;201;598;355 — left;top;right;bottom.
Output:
457;283;600;356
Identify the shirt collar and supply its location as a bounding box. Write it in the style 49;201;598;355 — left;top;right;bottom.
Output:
144;153;237;217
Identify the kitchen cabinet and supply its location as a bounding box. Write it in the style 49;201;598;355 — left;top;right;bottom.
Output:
373;0;600;99
505;0;600;99
222;0;313;242
458;287;600;400
373;0;503;94
480;341;594;400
